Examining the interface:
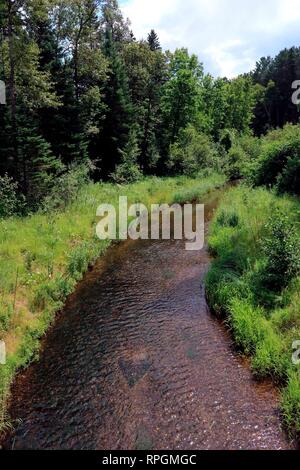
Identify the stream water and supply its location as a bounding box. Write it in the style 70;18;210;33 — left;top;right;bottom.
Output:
2;188;293;450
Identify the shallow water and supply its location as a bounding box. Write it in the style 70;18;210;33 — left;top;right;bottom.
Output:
3;189;293;450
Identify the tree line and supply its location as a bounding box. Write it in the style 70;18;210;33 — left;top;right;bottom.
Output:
0;0;299;212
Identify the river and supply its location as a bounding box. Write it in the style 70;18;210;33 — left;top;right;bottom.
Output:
2;187;292;450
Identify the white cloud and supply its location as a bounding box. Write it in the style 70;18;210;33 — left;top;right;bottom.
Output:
121;0;300;77
204;40;256;78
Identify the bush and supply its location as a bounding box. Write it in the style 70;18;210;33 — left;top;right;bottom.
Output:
219;131;261;181
0;301;13;333
238;134;262;161
0;174;19;218
111;130;143;184
252;124;300;195
277;155;300;195
256;140;300;187
168;125;219;176
111;161;142;184
261;212;300;291
225;145;247;180
42;161;92;211
216;209;239;228
282;372;300;434
219;128;237;152
32;275;75;311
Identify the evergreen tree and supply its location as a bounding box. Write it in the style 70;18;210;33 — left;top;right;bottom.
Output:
17;121;64;209
252;47;300;134
111;128;142;183
94;29;133;177
147;29;161;51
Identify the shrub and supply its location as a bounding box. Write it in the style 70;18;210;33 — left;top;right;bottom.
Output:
277;155;300;195
219;128;237;152
219;132;261;181
238;134;262;161
282;372;300;434
32;275;75;311
0;174;19;218
225;145;247;180
256;140;300;187
42;161;92;211
168;125;219;176
0;302;13;333
216;209;239;228
253;124;300;195
112;161;142;184
111;129;143;184
261;213;300;291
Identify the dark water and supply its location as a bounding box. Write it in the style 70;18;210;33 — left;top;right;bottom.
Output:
2;189;293;450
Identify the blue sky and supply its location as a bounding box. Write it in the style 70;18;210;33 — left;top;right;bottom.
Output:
120;0;300;78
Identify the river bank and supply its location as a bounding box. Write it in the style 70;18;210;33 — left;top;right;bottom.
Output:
206;185;300;438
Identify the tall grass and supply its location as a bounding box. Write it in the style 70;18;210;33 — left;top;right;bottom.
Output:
0;172;226;433
206;184;300;436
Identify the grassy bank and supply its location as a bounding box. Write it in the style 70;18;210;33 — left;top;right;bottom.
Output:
206;185;300;435
0;172;226;433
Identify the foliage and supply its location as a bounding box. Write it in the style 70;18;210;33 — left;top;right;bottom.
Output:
252;124;300;195
111;129;142;184
94;28;133;177
277;155;300;195
0;174;19;218
42;161;93;211
17;130;65;210
225;145;247;180
168;125;219;176
261;213;300;291
252;47;300;134
199;75;259;139
147;30;161;51
160;48;203;155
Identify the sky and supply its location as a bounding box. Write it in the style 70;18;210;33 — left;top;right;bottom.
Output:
120;0;300;78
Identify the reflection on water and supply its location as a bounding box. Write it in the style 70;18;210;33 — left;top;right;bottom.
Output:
3;189;293;450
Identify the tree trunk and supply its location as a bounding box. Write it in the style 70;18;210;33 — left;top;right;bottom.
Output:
7;0;18;178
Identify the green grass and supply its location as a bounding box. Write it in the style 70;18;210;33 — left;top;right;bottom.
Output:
0;172;226;434
206;184;300;436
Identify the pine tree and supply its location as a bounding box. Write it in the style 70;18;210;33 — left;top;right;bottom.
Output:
17;122;64;209
111;128;142;183
147;30;161;51
95;29;133;178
